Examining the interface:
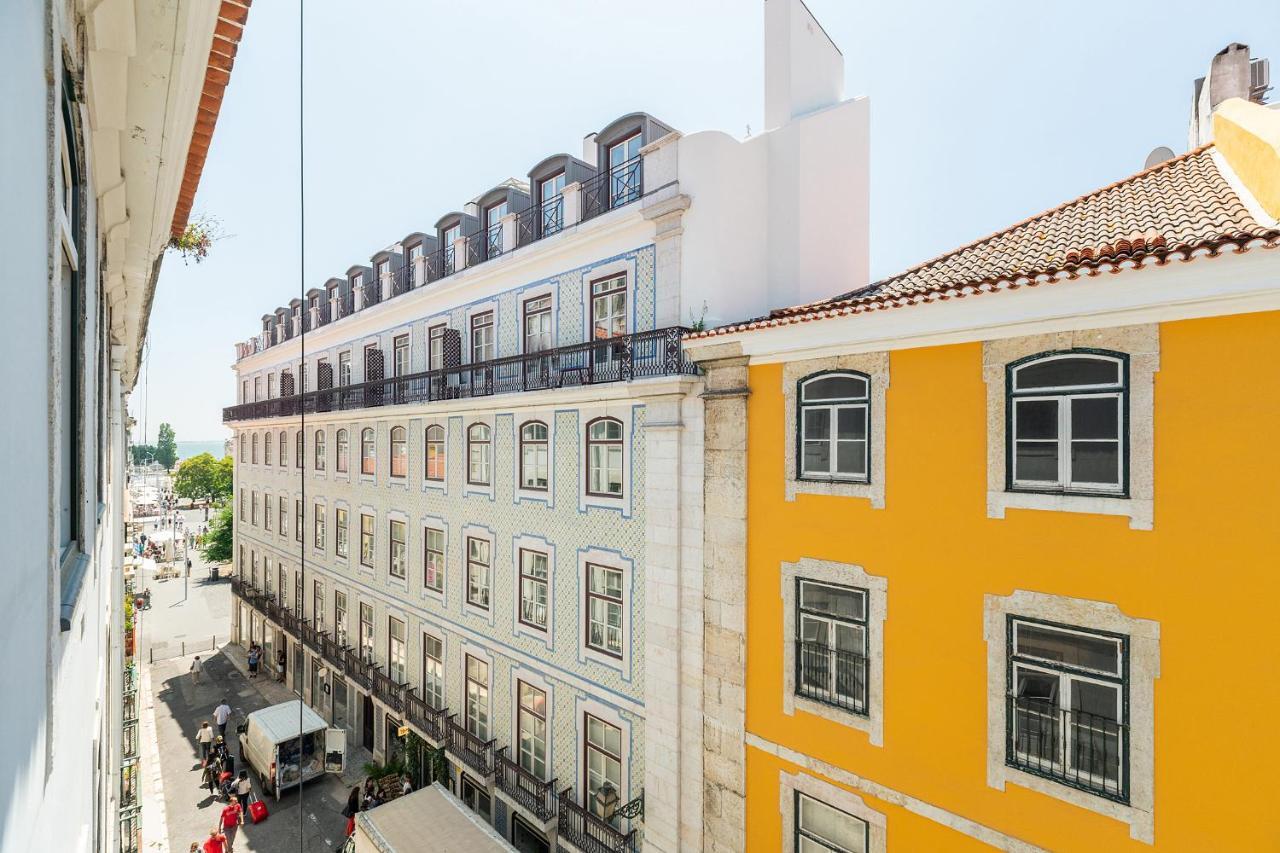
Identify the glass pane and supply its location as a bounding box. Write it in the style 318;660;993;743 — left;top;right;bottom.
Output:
1071;441;1120;486
1016;623;1121;674
1014;399;1058;440
587;717;621;755
836;407;866;441
1070;680;1121;782
1014;441;1058;482
1071;397;1119;440
1015;668;1059;703
835;440;867;477
803;441;830;475
798;794;868;853
803;375;867;402
800;582;866;621
1015;356;1120;389
799;615;829;645
802;408;830;440
834;623;865;656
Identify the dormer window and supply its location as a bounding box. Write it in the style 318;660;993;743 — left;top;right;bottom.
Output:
407;243;423;287
351;271;364;292
608;133;643;206
484;202;507;258
442;223;461;274
376;259;390;280
539;172;566;235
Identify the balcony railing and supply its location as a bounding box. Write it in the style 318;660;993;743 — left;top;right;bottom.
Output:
795;640;869;717
581;157;643;224
343;647;371;690
465;227;500;268
123;720;139;760
446;716;496;778
557;788;638;853
496;747;557;822
120;759;139;809
225;326;696;422
391;264;414;297
516;196;564;247
1007;695;1127;802
299;620;322;652
371;667;408;713
404;691;449;743
319;633;346;673
119;806;140;853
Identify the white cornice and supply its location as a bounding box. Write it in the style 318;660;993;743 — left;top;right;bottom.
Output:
686;249;1280;364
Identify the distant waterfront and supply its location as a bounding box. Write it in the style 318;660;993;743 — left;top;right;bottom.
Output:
176;440;228;461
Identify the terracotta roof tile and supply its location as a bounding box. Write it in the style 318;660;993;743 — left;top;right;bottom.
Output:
690;145;1280;340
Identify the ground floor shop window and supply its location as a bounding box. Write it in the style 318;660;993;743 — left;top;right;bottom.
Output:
460;773;491;819
385;714;405;767
332;676;348;732
511;814;550;853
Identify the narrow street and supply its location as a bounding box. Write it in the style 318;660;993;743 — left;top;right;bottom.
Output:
137;508;353;852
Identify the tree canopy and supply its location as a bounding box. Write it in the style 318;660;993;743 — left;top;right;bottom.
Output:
129;444;157;465
173;453;234;503
156;423;178;470
200;503;233;564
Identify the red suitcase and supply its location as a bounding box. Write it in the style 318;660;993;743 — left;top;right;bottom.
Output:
249;799;268;824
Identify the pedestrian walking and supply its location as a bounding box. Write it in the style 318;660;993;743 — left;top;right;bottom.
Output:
344;784;361;819
214;699;232;738
220;795;244;850
202;828;228;853
190;656;203;684
233;770;252;802
197;721;214;764
200;761;218;795
246;646;259;679
276;648;286;682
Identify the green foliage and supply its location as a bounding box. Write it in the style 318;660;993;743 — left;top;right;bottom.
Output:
155;423;177;470
214;455;234;499
200;503;233;563
130;444;157;465
173;453;232;503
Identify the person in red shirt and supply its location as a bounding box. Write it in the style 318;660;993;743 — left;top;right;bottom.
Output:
202;829;228;853
220;795;244;850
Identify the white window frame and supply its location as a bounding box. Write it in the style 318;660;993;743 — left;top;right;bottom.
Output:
797;372;870;483
577;549;632;674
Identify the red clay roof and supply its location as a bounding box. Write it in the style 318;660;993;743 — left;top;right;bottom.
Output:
689;144;1280;340
170;0;251;239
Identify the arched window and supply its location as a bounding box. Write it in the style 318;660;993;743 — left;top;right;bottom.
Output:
264;431;273;466
361;428;376;475
798;372;869;482
278;430;287;466
295;430;303;468
1008;351;1126;493
520;421;549;491
467;424;491;485
390;426;408;477
335;429;349;473
252;433;259;465
425;425;445;481
585;418;623;497
314;429;327;471
238;434;245;461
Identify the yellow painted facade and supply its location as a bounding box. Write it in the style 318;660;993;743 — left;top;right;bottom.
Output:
742;312;1280;851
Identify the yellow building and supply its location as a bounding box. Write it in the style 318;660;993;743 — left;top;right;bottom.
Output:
685;95;1280;852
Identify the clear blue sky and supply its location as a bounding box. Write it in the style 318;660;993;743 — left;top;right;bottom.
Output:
130;0;1278;444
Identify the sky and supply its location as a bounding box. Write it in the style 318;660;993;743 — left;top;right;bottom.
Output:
129;0;1279;444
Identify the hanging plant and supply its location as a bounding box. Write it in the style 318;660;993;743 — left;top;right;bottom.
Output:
167;214;225;264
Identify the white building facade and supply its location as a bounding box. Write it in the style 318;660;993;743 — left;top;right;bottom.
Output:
0;1;242;853
224;3;868;850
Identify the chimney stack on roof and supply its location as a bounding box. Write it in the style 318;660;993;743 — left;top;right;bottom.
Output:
1189;43;1271;148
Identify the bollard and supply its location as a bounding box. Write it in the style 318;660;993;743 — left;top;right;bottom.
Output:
182;641;185;656
211;635;215;651
149;648;153;664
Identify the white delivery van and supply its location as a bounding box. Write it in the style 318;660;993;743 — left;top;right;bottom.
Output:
236;700;346;799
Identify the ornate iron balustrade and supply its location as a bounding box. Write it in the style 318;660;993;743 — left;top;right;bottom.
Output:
464;229;493;268
123;687;137;724
423;246;446;284
795;640;869;717
1007;695;1127;802
119;806;141;853
496;746;557;822
371;667;407;713
443;244;456;276
391;264;414;297
403;692;448;743
225;327;696;422
343;647;371;690
446;716;496;777
557;788;638;853
485;222;503;259
516;197;563;247
120;759;139;809
123;720;138;760
580;157;643;223
276;606;299;637
299;620;323;653
319;633;346;672
123;662;138;696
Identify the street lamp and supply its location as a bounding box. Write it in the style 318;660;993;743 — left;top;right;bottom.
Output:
594;781;620;820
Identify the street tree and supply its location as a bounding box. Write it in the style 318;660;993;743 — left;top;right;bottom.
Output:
173;453;221;503
155;423;178;470
200;503;233;564
213;455;234;500
129;444;157;465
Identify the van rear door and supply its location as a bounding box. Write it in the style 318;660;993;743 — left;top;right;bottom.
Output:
324;728;346;774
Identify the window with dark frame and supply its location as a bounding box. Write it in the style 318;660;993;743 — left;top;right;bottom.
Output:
251;491;258;526
584;714;622;818
1007;351;1128;496
295;499;302;543
278;566;287;608
278;430;287;467
336;429;349;473
585;563;623;658
428;324;446;371
335;507;348;557
466;536;491;610
590;275;627;342
359;601;374;662
465;654;490;740
539;172;566;235
485;201;507;257
334;591;348;647
295;430;303;468
520;421;549;490
795;579;869;716
523;295;553;353
467;423;491;486
586;418;623;497
794;791;870;853
393;334;409;403
518;549;549;631
252;433;258;464
798;372;870;482
264;431;273;466
314;428;326;471
389;519;406;580
313;502;325;549
264;494;272;531
279;496;287;538
360;513;375;568
313;580;325;631
422;634;444;710
607;132;643;207
517;681;548;779
388;616;406;683
425;424;445;481
361;427;376;475
1006;616;1128;802
390;426;407;478
423;527;444;593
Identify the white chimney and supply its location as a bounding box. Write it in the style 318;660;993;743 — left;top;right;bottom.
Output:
582;132;598;167
764;0;845;131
